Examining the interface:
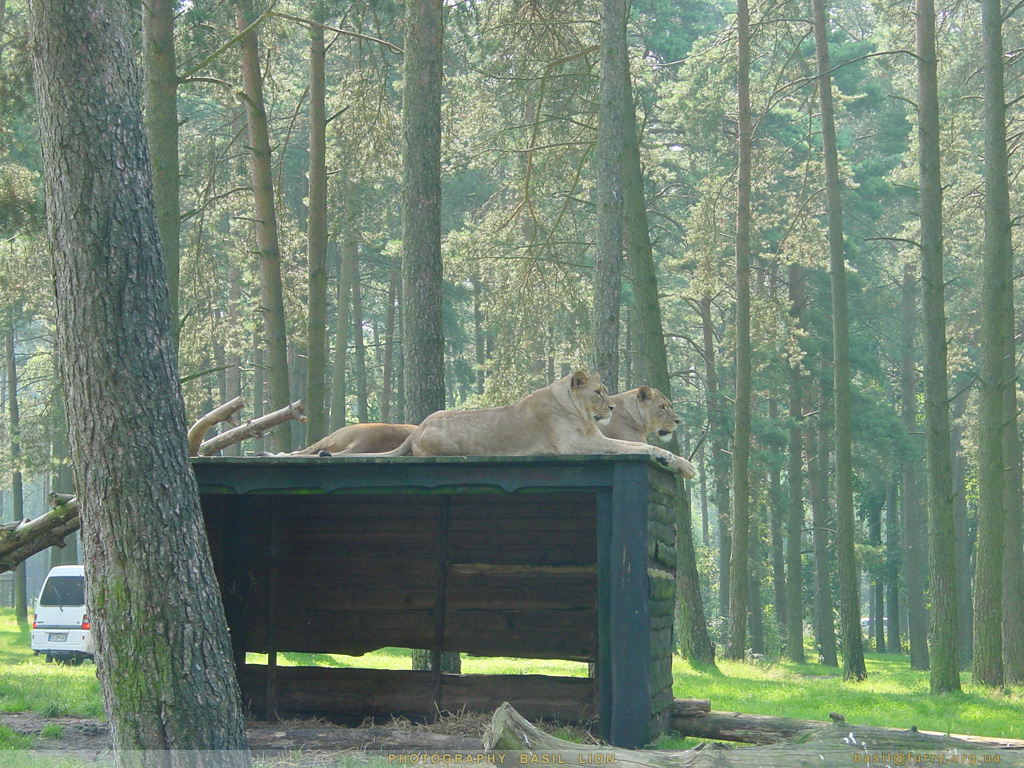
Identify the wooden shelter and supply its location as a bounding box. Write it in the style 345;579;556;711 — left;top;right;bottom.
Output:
192;454;679;749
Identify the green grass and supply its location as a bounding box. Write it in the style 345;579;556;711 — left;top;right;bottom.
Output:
0;610;103;720
1;609;1022;744
673;653;1024;740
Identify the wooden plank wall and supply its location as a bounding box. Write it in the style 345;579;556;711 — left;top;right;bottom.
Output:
202;489;601;721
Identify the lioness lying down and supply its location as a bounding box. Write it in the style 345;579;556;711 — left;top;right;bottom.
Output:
372;371;696;478
292;422;416;455
602;386;682;443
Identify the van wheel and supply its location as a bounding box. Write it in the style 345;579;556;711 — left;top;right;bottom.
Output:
68;654;82;666
45;654;53;664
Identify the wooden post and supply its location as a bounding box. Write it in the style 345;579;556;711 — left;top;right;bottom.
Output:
431;497;450;713
265;506;280;720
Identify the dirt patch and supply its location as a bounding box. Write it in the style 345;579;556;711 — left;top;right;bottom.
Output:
0;710;599;763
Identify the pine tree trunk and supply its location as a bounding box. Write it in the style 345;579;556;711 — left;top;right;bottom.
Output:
382;259;399;421
867;492;885;652
305;7;329;443
726;0;753;663
701;296;731;620
807;412;837;667
402;0;445;422
885;483;902;654
142;0;180;340
901;265;929;670
5;324;26;624
352;264;369;422
402;0;456;675
592;0;627;391
916;0;960;693
330;192;358;431
950;387;972;666
621;53;714;668
785;265;806;663
237;0;291;452
811;0;865;682
29;0;251;757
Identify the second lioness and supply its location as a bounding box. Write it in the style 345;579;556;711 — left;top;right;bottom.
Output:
374;371;696;478
601;386;682;443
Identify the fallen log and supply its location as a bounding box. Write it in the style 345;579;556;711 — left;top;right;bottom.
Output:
0;496;80;575
485;703;1019;768
247;726;484;752
198;399;306;456
670;700;1024;750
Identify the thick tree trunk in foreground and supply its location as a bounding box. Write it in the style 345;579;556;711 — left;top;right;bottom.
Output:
29;0;251;760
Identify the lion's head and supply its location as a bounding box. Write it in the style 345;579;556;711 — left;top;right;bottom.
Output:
570;371;615;426
637;386;682;440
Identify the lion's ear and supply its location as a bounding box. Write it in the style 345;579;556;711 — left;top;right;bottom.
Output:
638;386;654;401
571;370;590;390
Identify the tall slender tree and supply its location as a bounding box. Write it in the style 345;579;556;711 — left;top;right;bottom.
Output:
975;0;1012;688
592;0;627;391
810;0;866;681
901;264;929;669
29;0;251;758
142;0;180;339
726;0;752;662
916;0;959;694
236;0;291;452
785;266;806;663
305;2;330;443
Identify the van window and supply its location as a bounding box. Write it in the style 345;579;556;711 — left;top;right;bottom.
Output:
39;576;85;608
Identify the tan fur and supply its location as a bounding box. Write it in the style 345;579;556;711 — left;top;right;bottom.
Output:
292;423;417;455
601;386;681;443
375;371;696;478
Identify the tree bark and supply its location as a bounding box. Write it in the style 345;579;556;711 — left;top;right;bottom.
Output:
237;0;291;453
810;0;865;682
621;51;714;667
975;0;1012;690
305;4;329;444
29;0;251;758
701;296;731;620
916;0;960;693
785;264;806;663
591;0;627;391
352;263;369;422
900;263;929;670
330;194;358;431
807;410;837;667
885;481;902;654
142;0;180;341
726;0;752;663
401;0;445;423
950;385;972;666
5;323;26;624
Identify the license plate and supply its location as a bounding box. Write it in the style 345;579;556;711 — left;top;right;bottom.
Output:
47;633;68;642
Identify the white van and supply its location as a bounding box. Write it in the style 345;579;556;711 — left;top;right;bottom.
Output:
30;565;95;665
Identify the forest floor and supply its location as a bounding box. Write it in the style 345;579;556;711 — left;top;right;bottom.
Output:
0;708;504;767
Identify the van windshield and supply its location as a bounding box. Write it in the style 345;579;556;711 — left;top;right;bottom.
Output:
39;576;85;608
